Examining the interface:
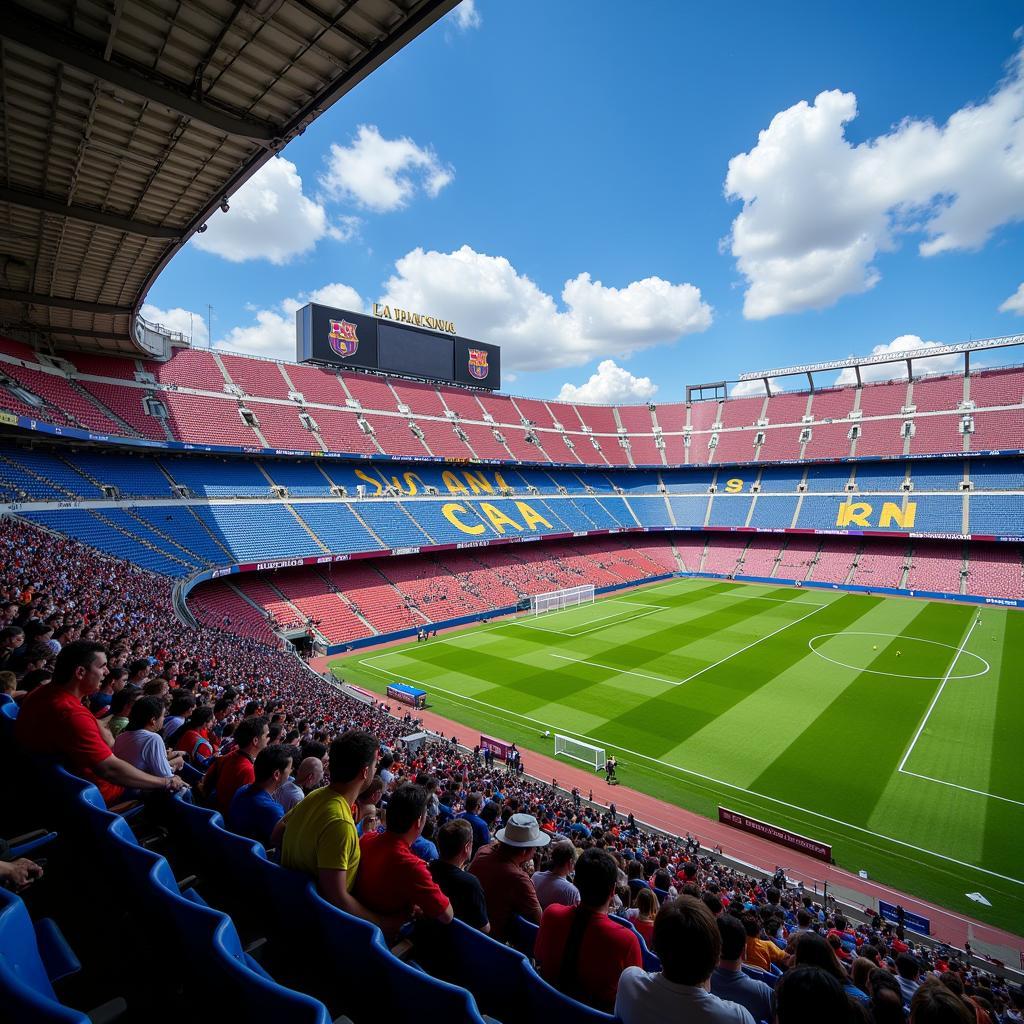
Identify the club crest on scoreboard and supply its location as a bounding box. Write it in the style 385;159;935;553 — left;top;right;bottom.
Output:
468;348;489;380
328;319;359;358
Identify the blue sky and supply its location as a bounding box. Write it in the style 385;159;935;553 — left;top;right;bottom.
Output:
146;0;1024;404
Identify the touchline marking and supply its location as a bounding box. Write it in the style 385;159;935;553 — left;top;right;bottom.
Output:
899;769;1024;808
897;616;981;775
355;659;1024;889
549;653;679;686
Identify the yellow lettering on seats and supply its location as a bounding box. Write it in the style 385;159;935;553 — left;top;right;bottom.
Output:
441;503;485;535
480;503;522;534
442;471;469;495
724;478;743;494
354;469;383;496
516;501;552;531
879;501;916;528
463;470;494;494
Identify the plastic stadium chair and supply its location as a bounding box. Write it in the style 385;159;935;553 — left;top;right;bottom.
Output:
0;888;88;1024
508;913;539;958
0;691;13;706
0;888;125;1024
412;916;530;1022
158;794;486;1023
520;960;619;1023
609;914;661;973
742;964;778;988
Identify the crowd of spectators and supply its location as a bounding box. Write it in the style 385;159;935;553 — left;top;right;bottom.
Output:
1;515;1022;1023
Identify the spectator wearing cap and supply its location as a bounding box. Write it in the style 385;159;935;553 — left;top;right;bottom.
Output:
532;840;581;910
710;914;774;1022
535;847;642;1012
199;715;270;815
469;813;548;942
429;819;489;933
616;897;755;1024
227;744;293;848
275;755;323;812
354;783;452;939
17;640;188;803
112;695;185;781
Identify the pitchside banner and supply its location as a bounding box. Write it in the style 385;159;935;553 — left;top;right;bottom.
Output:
480;733;515;760
718;806;833;863
296;302;500;390
878;900;931;936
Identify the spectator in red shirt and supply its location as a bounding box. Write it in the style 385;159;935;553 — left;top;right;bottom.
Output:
354;782;453;939
535;847;643;1012
199;715;269;814
16;640;188;803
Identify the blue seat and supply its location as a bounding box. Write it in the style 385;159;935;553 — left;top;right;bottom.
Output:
0;692;13;706
413;916;530;1021
508;913;539;958
0;888;88;1024
158;794;487;1023
521;960;618;1023
743;964;778;988
609;914;661;973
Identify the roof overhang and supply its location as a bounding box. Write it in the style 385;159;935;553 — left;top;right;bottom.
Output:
0;0;460;356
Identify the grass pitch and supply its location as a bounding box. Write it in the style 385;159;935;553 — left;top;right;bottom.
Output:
332;578;1024;935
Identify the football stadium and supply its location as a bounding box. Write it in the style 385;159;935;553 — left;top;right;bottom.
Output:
1;2;1022;1022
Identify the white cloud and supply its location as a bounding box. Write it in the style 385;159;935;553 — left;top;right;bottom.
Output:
834;335;961;385
140;303;208;346
379;245;711;371
558;360;658;404
726;43;1024;319
452;0;481;30
999;282;1024;314
219;283;366;361
320;125;454;213
192;158;333;265
729;378;780;397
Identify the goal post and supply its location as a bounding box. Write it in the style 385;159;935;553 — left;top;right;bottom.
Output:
554;734;606;771
530;584;596;615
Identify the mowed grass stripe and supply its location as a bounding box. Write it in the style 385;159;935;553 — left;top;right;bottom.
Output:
981;611;1024;870
748;602;972;825
549;589;816;682
664;597;929;787
595;594;877;759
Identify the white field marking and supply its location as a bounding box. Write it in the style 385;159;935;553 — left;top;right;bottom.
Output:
354;659;1024;889
807;632;991;681
897;616;982;774
517;606;665;638
518;599;659;632
672;601;828;688
899;769;1024;808
548;653;679;686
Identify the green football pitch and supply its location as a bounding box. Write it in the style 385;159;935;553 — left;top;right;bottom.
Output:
330;578;1024;935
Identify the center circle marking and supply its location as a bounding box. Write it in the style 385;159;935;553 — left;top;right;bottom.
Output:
807;632;990;680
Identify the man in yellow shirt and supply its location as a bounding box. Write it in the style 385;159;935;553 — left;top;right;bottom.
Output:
272;729;383;925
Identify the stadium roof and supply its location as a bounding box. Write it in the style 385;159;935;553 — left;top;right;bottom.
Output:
0;0;458;357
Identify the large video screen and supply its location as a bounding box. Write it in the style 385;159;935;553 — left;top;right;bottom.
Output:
296;303;500;390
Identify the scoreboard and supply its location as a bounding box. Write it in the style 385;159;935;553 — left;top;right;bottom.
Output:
295;302;501;391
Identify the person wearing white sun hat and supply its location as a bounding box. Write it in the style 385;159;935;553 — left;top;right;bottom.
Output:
469;812;550;941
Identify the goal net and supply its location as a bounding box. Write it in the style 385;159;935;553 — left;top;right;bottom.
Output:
530;584;596;615
555;734;606;771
